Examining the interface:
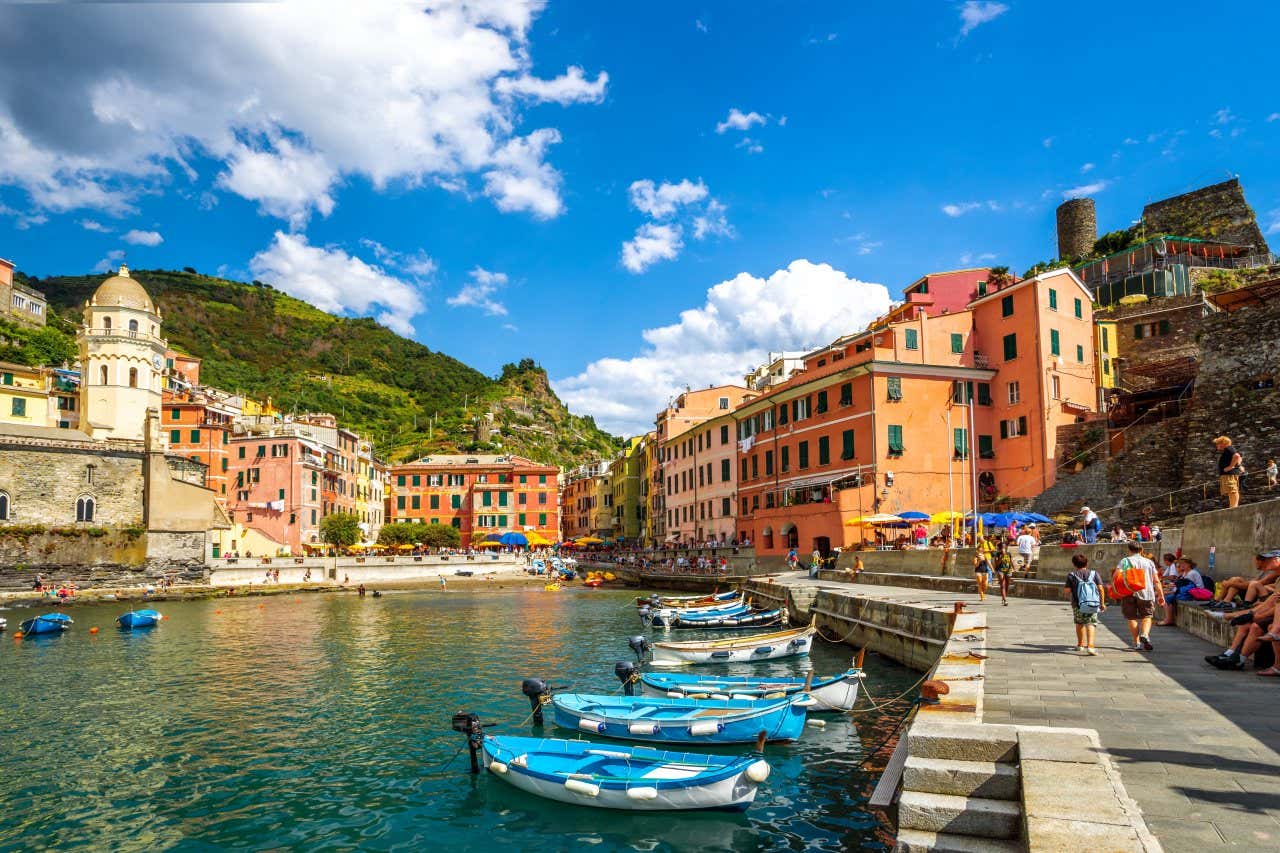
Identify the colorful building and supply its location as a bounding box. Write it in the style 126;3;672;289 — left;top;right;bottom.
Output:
160;391;235;503
663;410;738;545
609;436;645;543
0;258;47;327
225;432;325;554
637;432;657;546
734;267;1096;559
388;454;559;545
561;461;607;541
0;361;51;428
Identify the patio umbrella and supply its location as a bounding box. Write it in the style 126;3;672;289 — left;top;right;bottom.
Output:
1014;512;1053;524
478;540;503;548
482;532;503;542
897;511;930;520
499;532;529;546
844;514;904;526
577;536;603;545
525;532;551;547
929;511;964;523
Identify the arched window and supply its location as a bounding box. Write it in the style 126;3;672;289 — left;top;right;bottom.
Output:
102;316;112;331
128;319;139;333
0;491;10;521
99;365;109;385
76;495;95;523
128;367;138;388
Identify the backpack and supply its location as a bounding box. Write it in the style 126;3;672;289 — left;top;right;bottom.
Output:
1089;517;1102;533
1199;573;1216;595
1076;571;1102;614
1110;557;1149;598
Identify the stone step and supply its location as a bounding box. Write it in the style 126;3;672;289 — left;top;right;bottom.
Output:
898;790;1022;840
907;723;1019;764
902;756;1020;800
894;828;1024;853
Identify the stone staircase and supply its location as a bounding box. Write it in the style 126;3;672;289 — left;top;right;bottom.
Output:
1027;461;1110;518
896;725;1023;852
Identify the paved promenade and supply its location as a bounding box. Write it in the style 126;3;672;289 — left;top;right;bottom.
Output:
767;574;1280;851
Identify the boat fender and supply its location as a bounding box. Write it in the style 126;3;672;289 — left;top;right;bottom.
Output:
688;721;724;736
687;692;710;699
578;719;607;734
585;749;632;759
763;691;786;699
791;697;816;708
564;778;600;797
488;761;509;774
628;723;660;735
788;637;808;646
807;719;827;728
625;786;659;801
665;691;685;699
730;693;757;701
752;647;774;655
745;760;771;783
710;651;732;659
709;693;730;701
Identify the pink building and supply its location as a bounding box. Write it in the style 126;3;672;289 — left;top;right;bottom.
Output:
226;433;324;553
663;410;740;545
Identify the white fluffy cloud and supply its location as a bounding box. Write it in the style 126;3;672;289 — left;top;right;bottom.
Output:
621;179;731;273
716;108;767;134
122;229;163;246
447;267;510;316
1062;180;1109;199
941;200;1000;217
249;231;425;336
0;3;604;225
958;1;1009;37
554;260;892;435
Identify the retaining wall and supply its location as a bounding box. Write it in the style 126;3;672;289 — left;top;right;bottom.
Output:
208;554;524;587
1180;496;1280;577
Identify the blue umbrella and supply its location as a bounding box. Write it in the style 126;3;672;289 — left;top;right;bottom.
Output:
1016;512;1053;524
499;532;529;546
898;511;930;520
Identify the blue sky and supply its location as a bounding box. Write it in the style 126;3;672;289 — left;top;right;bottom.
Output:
1;1;1277;435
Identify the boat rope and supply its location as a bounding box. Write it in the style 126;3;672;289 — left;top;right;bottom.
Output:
814;621;868;647
853;697;922;771
840;670;930;715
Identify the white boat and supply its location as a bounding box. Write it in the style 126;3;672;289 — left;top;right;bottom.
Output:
648;626;815;666
481;735;770;811
639;670;863;712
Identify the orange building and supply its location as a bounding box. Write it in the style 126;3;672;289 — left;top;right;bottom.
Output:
388;454;559;543
663;410;738;545
161;392;234;503
734;267;1095;559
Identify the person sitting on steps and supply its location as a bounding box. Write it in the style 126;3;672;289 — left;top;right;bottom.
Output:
1203;550;1280;612
1206;589;1279;672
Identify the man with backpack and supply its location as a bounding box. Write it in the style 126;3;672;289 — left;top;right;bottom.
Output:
1064;553;1106;655
1112;541;1163;651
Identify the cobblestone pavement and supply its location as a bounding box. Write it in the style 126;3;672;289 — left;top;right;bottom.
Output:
765;574;1280;851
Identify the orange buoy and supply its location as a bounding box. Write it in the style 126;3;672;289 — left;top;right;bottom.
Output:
258;603;264;609
12;631;22;639
90;626;100;634
215;609;222;614
162;615;169;620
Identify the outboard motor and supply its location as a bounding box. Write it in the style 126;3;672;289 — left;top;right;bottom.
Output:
521;678;551;726
628;635;651;663
614;660;639;695
451;711;489;774
637;605;651;622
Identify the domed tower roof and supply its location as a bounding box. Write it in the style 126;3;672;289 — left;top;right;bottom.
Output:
90;264;155;313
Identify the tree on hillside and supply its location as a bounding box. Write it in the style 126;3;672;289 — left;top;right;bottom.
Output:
319;512;361;548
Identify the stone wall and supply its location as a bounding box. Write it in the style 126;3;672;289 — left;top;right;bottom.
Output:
0;438;144;527
1141;177;1269;253
0;528;152;589
1096;294;1208;392
1180;496;1280;579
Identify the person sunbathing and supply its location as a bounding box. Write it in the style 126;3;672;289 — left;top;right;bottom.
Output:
1204;551;1280;611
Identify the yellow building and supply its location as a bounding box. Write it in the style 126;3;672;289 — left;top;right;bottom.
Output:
638;431;656;547
609;436;645;543
1096;319;1118;396
0;361;51;428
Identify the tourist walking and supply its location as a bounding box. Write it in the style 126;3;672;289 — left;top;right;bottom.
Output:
1015;527;1037;573
1080;506;1101;543
973;543;992;602
1111;542;1163;651
1064;553;1106;655
1267;458;1278;490
1214;435;1244;509
994;540;1015;606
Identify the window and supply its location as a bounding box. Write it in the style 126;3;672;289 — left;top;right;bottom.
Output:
0;491;9;521
412;475;421;487
778;403;788;425
764;450;774;475
798;441;809;469
278;488;286;501
9;397;26;417
518;492;527;505
719;396;730;410
839;382;852;406
451;518;461;529
190;429;200;443
482;491;492;507
1001;294;1014;317
128;367;138;388
430;495;440;510
740;458;748;480
1007;381;1020;404
100;365;108;385
954;428;969;459
451;494;461;509
817;436;830;465
1002;333;1018;361
841;429;855;460
128;319;138;333
1000;416;1029;438
538;513;547;526
539;474;548;485
886;376;902;401
953;380;973;404
102;317;111;331
781;446;790;472
887;425;904;456
75;495;95;522
498;491;509;507
750;454;758;479
978;435;995;458
538;492;547;504
1103;358;1111;375
397;475;406;486
721;497;731;517
719;458;731;482
720;424;729;444
170;429;181;444
950;332;964;354
977;280;987;296
793;396;811;421
518;513;527;526
816;390;828;413
1074;297;1083;319
1134;321;1171;339
977;383;992;406
169;408;180;420
1051;375;1061;399
1076;344;1085;363
1048;288;1058;310
1050;329;1060;357
904;328;919;350
1101;327;1109;350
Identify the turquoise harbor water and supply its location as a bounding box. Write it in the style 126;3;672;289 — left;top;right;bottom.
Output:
0;589;917;851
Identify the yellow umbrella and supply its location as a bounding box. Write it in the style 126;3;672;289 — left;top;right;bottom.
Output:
397;543;415;551
576;536;604;545
525;532;552;547
929;511;964;523
479;540;504;548
843;514;903;526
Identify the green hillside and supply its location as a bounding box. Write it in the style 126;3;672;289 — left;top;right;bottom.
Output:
21;267;620;466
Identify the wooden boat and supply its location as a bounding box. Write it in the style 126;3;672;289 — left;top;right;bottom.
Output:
648;626;815;666
646;602;749;627
19;613;73;636
654;609;784;631
636;591;737;608
481;735;770;811
116;609;162;630
640;670;864;712
552;693;810;744
0;617;6;633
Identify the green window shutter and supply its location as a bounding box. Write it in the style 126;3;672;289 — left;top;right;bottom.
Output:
278;489;285;500
1018;415;1028;434
797;441;809;468
482;491;492;507
977;281;987;295
1074;298;1083;319
816;390;828;413
12;398;25;416
887;425;904;454
1048;289;1058;310
451;518;461;529
239;447;245;459
221;459;228;471
950;333;963;354
841;429;855;460
190;429;200;442
1003;333;1017;361
170;429;181;443
499;491;508;507
977;383;992;405
887;376;902;401
1076;344;1085;362
518;513;526;526
904;328;919;350
519;475;527;484
1001;295;1014;317
781;446;790;472
397;496;405;509
498;515;507;528
1158;319;1170;335
169;407;180;419
411;496;420;509
397;475;406;486
818;436;830;465
978;435;994;458
539;474;547;484
412;475;420;487
539;513;547;526
1133;323;1144;339
1000;420;1009;439
451;494;461;509
954;428;968;458
1050;329;1060;356
430;495;440;509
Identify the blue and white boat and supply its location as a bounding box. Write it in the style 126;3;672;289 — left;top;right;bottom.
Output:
654;608;784;631
531;559;547;575
19;612;73;636
643;597;747;623
552;693;811;744
637;590;739;608
482;736;770;811
640;670;864;712
648;626;815;666
116;609;163;630
648;603;750;628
